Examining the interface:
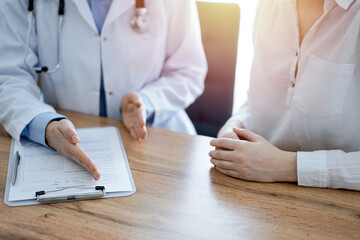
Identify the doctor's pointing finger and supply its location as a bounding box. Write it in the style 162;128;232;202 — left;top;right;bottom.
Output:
46;119;101;181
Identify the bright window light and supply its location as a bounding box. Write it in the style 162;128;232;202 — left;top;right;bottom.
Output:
233;0;258;113
196;0;259;114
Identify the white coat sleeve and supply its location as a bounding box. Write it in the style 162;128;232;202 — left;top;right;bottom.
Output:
138;0;207;126
298;150;360;191
0;1;56;141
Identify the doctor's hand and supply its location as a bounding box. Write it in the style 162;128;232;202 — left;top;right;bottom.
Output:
209;127;297;183
121;91;147;140
45;119;101;181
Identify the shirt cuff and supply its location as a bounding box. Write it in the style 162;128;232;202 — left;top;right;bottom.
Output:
20;112;66;147
297;151;329;188
139;93;155;125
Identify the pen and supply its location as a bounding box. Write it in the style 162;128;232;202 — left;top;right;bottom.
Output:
12;151;20;185
35;186;105;204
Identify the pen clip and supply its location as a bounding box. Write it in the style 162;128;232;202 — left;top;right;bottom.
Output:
35;186;106;204
11;151;20;185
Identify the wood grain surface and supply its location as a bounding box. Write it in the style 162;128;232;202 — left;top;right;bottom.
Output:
0;110;359;240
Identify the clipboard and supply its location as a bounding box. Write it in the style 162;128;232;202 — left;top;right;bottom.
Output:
4;127;136;206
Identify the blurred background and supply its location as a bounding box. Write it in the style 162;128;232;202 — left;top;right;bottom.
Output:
187;0;258;137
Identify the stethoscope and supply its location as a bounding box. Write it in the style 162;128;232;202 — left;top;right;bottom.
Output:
130;0;150;33
24;0;150;74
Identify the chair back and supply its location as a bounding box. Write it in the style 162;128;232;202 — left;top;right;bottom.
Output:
187;1;240;137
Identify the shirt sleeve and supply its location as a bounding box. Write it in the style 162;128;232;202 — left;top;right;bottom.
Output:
227;99;252;129
297;150;360;191
21;112;66;147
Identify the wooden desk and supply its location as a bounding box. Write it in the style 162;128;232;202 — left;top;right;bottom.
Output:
0;110;359;239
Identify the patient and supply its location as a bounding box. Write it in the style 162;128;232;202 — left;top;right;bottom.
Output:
209;0;360;190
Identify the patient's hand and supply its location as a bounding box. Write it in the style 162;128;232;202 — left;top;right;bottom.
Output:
217;119;244;139
45;119;101;180
219;131;240;140
210;127;297;183
215;120;243;152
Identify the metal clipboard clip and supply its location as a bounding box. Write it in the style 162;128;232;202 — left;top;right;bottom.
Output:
35;185;106;204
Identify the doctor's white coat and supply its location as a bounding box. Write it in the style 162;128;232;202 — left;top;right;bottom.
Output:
0;0;207;141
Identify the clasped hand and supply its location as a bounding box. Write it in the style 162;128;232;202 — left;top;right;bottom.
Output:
209;127;297;182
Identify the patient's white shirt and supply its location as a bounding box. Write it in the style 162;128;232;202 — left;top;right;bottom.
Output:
232;0;360;190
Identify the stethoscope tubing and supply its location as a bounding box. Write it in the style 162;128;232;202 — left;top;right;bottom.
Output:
24;0;64;74
24;11;63;74
24;0;148;74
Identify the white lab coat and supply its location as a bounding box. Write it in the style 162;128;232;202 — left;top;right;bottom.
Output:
0;0;207;141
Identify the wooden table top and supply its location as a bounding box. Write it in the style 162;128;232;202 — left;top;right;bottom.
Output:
0;110;359;240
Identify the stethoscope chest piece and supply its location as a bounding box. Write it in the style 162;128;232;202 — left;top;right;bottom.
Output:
131;8;150;33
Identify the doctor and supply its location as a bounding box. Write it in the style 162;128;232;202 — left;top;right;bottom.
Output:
0;0;207;180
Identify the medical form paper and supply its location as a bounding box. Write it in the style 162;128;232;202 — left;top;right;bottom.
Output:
5;127;136;206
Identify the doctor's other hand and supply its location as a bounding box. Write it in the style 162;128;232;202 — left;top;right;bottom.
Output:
45;119;101;181
209;127;297;183
121;91;147;140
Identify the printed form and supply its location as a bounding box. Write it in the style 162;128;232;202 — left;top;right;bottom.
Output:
9;127;133;202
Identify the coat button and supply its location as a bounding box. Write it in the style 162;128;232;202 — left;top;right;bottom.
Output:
290;81;295;88
103;37;107;41
108;91;113;95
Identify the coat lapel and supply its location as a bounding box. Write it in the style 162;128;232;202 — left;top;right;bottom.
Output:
103;0;135;30
70;0;98;33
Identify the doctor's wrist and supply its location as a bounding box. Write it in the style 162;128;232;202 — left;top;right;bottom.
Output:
45;118;70;147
